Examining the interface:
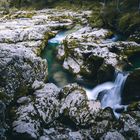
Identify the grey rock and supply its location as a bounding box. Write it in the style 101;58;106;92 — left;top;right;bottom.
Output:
60;83;101;127
0;44;48;102
12;83;60;139
100;131;126;140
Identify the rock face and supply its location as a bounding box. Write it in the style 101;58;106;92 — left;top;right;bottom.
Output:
0;44;48;101
11;83;60;140
122;69;140;104
11;82;140;140
0;9;91;102
11;83;102;140
57;26;140;85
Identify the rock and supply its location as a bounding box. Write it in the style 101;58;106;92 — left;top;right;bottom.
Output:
59;83;101;127
119;111;140;139
17;96;31;105
122;69;140;104
11;83;60;140
100;131;126;140
32;80;45;91
58;26;140;85
128;28;140;44
68;131;83;140
0;44;48;103
91;108;118;139
0;8;93;102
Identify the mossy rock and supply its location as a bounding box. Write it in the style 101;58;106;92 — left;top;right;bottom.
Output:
37;31;56;56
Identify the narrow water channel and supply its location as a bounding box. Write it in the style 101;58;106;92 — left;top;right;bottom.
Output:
41;26;82;87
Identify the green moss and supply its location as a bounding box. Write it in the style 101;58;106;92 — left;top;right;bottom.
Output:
37;31;56;56
118;12;140;34
11;12;35;19
88;9;104;28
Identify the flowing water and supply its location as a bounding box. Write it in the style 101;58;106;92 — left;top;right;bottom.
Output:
41;26;82;87
86;72;128;117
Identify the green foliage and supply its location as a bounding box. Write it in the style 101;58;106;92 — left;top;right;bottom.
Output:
101;6;119;28
118;12;140;34
88;8;104;28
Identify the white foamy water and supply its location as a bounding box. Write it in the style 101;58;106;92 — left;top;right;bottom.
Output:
48;31;67;44
86;72;128;116
86;82;114;100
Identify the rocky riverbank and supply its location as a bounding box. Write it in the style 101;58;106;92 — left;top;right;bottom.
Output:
0;8;140;140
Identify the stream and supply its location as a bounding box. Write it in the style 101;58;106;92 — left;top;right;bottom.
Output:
41;26;82;87
41;27;138;117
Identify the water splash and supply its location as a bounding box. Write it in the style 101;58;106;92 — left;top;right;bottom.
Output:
86;82;114;100
48;31;67;45
86;72;128;117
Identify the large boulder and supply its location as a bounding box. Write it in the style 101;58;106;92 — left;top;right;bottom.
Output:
59;83;101;127
11;82;60;140
0;44;48;103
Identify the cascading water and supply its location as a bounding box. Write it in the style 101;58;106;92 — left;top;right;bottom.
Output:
86;72;128;117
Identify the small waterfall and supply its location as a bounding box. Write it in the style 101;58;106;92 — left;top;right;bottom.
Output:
101;72;128;108
48;31;67;45
86;72;128;116
86;82;114;100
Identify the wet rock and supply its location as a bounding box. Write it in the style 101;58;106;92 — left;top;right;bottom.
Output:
122;69;140;104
